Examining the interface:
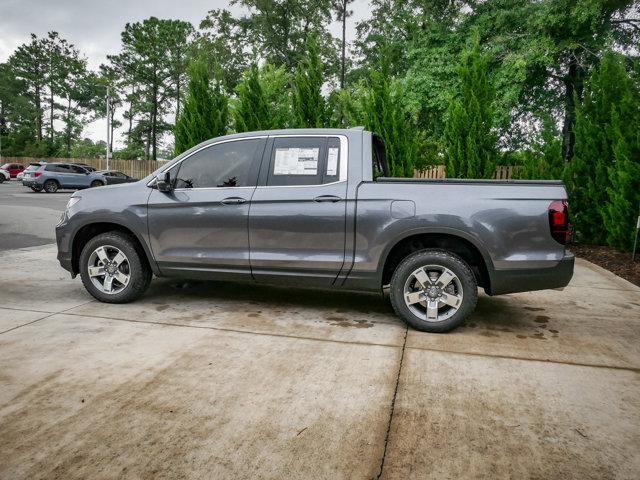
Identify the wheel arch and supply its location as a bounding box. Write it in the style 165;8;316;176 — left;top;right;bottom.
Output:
71;222;158;276
379;229;493;293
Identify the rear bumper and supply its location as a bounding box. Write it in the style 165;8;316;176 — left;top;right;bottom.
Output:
488;252;575;295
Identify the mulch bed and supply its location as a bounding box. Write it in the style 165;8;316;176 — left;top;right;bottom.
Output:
570;243;640;287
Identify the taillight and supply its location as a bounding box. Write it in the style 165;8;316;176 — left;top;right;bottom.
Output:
34;171;42;177
549;200;569;245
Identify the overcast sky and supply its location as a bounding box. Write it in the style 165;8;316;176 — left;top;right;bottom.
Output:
0;0;368;150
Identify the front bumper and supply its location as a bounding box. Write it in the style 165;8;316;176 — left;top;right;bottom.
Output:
56;220;75;276
488;252;575;295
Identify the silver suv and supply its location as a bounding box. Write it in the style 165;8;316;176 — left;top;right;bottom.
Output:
22;163;106;193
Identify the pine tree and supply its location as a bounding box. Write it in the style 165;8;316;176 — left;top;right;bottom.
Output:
292;34;326;128
174;59;228;155
443;34;496;178
567;52;639;246
362;58;422;177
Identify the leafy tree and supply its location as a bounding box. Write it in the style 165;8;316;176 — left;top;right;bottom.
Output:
566;52;639;245
231;0;336;74
292;35;326;128
0;62;35;155
233;63;290;132
355;0;462;80
401;0;639;158
69;138;107;158
362;58;422;177
174;59;228;155
444;34;497;178
197;9;249;93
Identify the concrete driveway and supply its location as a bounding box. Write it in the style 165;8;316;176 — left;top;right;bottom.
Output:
1;245;639;479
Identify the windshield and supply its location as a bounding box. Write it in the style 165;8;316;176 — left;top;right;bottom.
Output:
0;164;9;170
25;164;40;172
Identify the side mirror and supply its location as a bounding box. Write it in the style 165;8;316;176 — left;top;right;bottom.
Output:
155;171;173;192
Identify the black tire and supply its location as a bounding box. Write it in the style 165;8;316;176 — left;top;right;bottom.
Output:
390;250;478;333
0;175;5;183
43;179;59;193
31;186;43;192
90;180;104;188
79;231;152;303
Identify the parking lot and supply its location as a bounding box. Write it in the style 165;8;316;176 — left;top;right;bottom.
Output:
1;179;640;479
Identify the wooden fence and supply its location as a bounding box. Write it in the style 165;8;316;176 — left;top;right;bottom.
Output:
414;165;521;180
1;156;167;179
3;156;521;181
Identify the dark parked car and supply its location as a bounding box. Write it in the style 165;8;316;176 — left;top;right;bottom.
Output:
0;162;25;178
23;162;106;193
98;170;138;185
73;163;97;172
56;128;574;332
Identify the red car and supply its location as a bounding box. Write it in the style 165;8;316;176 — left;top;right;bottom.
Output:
1;162;25;178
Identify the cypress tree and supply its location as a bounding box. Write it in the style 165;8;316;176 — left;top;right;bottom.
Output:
292;34;326;128
567;52;639;246
234;64;270;132
362;57;422;177
443;34;496;178
233;63;291;132
602;98;640;250
174;59;228;155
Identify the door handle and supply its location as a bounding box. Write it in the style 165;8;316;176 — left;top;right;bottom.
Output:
313;195;342;203
221;197;247;205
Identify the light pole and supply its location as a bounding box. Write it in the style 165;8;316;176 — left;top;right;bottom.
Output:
106;86;111;170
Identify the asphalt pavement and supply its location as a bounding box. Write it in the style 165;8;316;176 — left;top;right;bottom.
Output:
0;179;72;251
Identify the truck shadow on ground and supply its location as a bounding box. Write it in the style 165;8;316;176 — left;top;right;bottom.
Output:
136;279;561;336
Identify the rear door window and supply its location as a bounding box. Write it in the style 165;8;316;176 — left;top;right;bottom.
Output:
266;137;326;186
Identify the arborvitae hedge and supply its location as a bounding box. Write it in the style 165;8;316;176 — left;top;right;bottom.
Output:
174;59;228;155
444;34;496;179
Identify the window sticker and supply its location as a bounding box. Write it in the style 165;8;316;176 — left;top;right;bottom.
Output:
274;147;319;175
327;147;339;176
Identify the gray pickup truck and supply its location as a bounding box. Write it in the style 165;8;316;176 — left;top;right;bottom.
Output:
56;128;574;332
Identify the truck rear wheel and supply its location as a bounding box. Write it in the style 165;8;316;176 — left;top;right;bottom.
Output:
390;250;478;333
79;231;152;303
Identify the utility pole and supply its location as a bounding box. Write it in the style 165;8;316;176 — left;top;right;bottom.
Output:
106;86;111;170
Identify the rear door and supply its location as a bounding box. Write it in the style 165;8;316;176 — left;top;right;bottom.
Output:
249;135;348;286
69;164;90;187
47;164;73;186
147;137;266;280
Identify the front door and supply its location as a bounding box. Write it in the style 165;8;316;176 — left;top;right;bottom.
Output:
147;137;266;280
249;136;348;286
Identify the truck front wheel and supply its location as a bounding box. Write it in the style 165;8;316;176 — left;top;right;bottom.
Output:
390;250;478;333
79;231;152;303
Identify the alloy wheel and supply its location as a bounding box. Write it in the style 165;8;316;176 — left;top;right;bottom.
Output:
87;245;131;294
403;264;463;322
